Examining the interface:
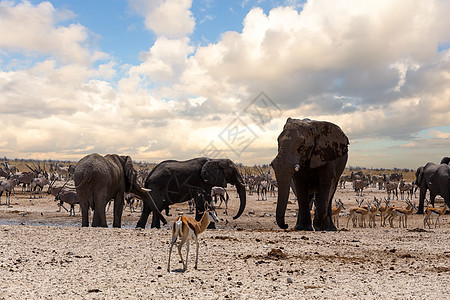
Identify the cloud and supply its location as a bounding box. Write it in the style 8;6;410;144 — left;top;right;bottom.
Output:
128;0;195;38
0;1;104;65
0;0;449;168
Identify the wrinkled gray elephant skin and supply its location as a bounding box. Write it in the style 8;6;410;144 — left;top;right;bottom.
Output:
136;157;246;229
74;153;166;227
271;118;349;231
415;162;450;214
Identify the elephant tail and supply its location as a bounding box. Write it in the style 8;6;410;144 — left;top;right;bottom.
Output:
74;171;92;189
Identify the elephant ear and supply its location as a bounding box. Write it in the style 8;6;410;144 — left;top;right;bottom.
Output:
201;160;227;187
122;156;137;193
310;121;349;168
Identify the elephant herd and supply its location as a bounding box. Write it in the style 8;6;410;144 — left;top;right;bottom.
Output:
73;118;449;231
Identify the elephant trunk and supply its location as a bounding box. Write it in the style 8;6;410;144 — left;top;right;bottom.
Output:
276;176;292;229
272;152;297;230
233;180;247;220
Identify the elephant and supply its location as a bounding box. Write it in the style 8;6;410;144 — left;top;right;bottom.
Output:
271;118;349;231
440;157;450;165
136;157;246;229
74;153;167;227
415;162;450;214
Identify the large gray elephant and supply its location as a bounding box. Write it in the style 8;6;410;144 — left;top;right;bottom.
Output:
415;162;450;214
136;157;246;228
74;153;167;227
271;118;349;231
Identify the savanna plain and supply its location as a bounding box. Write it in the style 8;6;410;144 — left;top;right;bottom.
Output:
1;173;450;299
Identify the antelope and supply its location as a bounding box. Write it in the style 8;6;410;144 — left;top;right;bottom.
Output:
424;202;448;228
30;176;49;198
2;162;18;174
339;174;351;188
331;199;345;228
211;186;229;214
0;179;17;206
14;171;36;195
168;203;219;272
54;190;80;216
388;200;416;228
56;164;75;180
386;181;398;200
378;198;390;227
269;179;277;197
256;180;268;201
346;199;369;228
353;179;366;196
0;167;9;178
367;198;380;228
399;180;412;200
125;192;141;212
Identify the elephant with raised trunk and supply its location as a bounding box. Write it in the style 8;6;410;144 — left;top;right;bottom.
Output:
136;157;246;229
74;153;167;227
415;162;450;214
271;118;349;231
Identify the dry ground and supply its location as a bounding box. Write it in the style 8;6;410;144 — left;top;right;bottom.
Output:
1;183;450;299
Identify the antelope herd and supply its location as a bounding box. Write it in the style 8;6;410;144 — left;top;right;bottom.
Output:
0;160;448;230
333;169;449;229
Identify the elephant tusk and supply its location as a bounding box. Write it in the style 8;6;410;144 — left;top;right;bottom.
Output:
141;187;152;192
294;164;300;172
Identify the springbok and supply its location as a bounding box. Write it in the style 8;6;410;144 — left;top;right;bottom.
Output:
346;199;368;228
378;198;390;227
424;202;448;228
331;199;345;228
168;203;219;272
367;198;380;228
388;200;416;228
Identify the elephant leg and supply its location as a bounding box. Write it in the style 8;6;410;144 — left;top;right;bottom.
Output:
91;188;108;227
113;193;124;228
97;206;107;227
92;210;100;227
136;201;151;228
80;202;89;227
417;187;427;214
313;182;338;231
137;190;163;229
430;193;436;207
294;187;313;231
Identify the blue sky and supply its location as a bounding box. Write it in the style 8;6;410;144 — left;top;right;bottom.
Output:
0;0;449;169
28;0;305;66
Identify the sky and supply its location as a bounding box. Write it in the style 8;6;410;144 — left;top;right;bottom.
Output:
0;0;449;169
